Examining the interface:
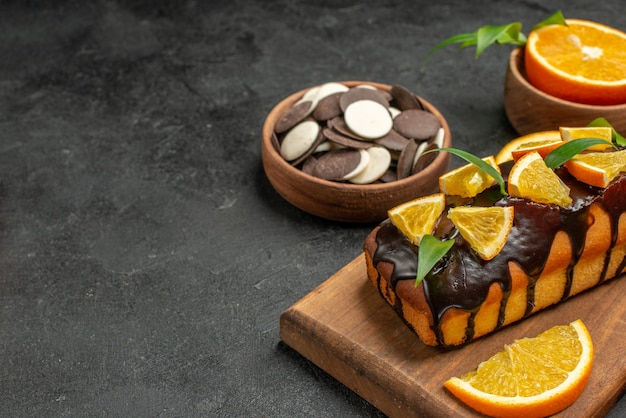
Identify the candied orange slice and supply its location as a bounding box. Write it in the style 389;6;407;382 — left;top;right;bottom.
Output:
445;319;594;418
508;151;572;207
447;206;514;260
387;193;445;245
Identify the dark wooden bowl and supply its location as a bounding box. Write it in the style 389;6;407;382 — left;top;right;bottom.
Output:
504;48;626;136
261;81;452;223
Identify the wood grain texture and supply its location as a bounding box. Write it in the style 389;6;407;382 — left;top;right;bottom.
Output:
280;254;626;417
504;48;626;136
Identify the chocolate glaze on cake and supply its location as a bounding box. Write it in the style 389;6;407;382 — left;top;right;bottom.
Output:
371;163;626;346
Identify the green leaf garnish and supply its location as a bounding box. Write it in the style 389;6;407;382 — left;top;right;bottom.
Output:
427;23;524;60
531;10;567;30
426;147;507;196
587;117;626;147
544;138;616;169
427;10;566;60
475;23;526;57
416;235;454;287
427;33;477;56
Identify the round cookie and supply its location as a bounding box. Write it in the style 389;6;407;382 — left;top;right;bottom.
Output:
349;146;392;184
393;109;441;140
275;100;314;134
280;119;320;161
323;128;372;149
313;92;344;121
339;87;390;112
344;100;393;140
311;148;365;181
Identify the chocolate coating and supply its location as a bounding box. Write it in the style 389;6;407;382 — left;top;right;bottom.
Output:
372;166;626;345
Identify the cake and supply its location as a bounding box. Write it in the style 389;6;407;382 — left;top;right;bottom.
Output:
363;144;626;347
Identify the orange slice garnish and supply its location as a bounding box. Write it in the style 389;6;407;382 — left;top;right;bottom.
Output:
447;206;514;260
495;131;562;164
508;151;572;207
438;156;501;198
387;193;445;245
565;149;626;188
445;319;594;418
559;126;614;151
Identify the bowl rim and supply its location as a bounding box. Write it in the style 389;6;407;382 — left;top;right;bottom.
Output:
261;80;452;193
508;48;626;111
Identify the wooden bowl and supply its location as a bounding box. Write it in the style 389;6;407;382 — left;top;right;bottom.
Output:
261;81;452;223
504;48;626;135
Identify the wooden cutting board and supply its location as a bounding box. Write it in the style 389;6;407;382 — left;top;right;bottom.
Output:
280;254;626;417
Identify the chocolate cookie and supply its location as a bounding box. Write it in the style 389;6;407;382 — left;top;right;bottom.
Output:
393;109;441;141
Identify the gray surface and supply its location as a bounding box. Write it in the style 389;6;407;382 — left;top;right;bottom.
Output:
0;1;624;416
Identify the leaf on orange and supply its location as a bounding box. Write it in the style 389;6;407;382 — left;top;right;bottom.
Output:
439;156;501;198
565;149;626;188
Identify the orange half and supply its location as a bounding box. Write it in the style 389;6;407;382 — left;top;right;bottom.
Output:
525;19;626;105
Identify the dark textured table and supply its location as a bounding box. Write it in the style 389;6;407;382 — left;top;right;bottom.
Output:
1;1;624;416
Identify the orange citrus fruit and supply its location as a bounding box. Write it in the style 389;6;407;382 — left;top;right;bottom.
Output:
444;319;594;418
495;131;562;165
564;149;626;188
508;151;572;207
447;206;514;260
559;126;614;151
525;19;626;105
387;193;445;245
510;140;563;162
438;156;501;198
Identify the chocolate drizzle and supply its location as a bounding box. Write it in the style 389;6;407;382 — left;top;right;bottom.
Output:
372;169;626;346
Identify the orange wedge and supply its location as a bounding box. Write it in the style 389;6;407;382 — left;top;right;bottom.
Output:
387;193;445;245
559;126;614;151
565;149;626;188
525;19;626;105
445;319;594;418
447;206;514;260
495;131;562;164
438;156;500;198
508;151;572;207
510;139;564;162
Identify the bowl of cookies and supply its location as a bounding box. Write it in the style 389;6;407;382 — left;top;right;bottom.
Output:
261;81;452;223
